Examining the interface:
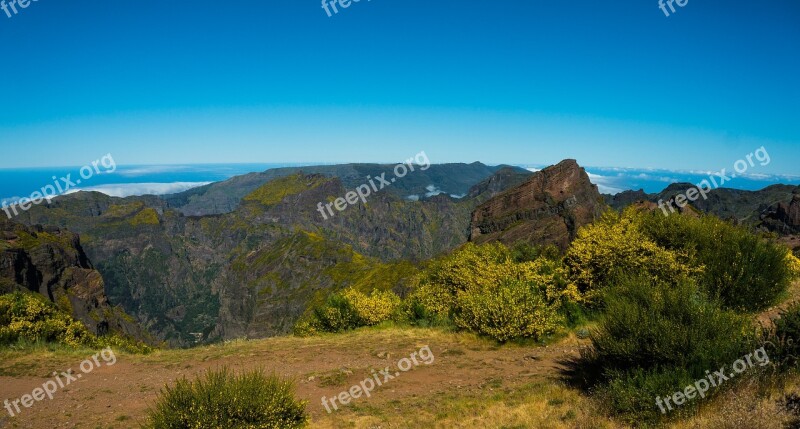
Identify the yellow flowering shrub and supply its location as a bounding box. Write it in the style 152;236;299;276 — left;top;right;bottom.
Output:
788;250;800;279
0;291;152;352
454;279;562;342
296;288;401;334
403;242;571;340
341;288;401;326
0;291;94;347
564;209;695;303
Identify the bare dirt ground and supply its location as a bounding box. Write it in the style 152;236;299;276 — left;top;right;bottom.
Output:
0;329;586;429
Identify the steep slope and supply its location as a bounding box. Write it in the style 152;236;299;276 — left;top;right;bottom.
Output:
469;159;605;249
0;218;145;340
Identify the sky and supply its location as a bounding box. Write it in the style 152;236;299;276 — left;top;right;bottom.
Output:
0;0;798;176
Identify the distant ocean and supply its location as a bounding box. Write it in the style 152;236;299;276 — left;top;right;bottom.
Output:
2;163;798;205
0;164;306;205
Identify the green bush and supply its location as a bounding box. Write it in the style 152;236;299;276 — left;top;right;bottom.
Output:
588;274;755;423
144;367;307;429
638;212;792;312
768;303;800;369
453;279;562;342
598;367;696;425
592;275;754;371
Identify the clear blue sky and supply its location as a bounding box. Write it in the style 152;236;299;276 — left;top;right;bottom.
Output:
1;0;798;174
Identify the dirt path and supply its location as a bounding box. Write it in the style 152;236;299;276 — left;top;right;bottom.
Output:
0;329;585;428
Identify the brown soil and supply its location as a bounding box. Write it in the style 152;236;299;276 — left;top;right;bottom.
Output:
0;330;585;429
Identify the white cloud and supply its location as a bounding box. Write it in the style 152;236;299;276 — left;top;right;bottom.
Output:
65;182;211;198
425;185;444;197
586;172;625;195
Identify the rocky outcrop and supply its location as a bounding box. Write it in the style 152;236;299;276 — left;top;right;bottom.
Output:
469;159;605;249
0;218;145;340
761;188;800;235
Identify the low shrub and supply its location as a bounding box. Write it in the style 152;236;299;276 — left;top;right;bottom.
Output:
638;212;793;312
402;242;573;341
788;250;800;279
341;288;401;326
453;279;561;342
598;366;696;425
768;303;800;369
0;291;152;353
0;291;95;348
144;367;307;429
588;274;756;423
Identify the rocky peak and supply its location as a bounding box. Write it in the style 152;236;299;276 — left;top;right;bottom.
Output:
469;159;605;249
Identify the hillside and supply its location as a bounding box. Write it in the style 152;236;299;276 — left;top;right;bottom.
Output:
10;164;531;346
164;162;527;217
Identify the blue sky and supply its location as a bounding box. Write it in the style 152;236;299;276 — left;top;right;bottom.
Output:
1;0;798;175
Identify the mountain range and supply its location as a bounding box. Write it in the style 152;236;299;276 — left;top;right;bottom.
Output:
3;160;798;347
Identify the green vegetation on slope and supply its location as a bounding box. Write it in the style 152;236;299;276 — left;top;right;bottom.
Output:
244;174;330;206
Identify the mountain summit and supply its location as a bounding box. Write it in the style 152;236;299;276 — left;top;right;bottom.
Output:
469;159;605;249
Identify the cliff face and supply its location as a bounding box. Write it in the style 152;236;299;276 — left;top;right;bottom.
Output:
0;218;145;340
469;159;605;249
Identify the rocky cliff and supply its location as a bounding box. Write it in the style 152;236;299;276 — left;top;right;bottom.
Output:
469;159;605;249
0;218;145;340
